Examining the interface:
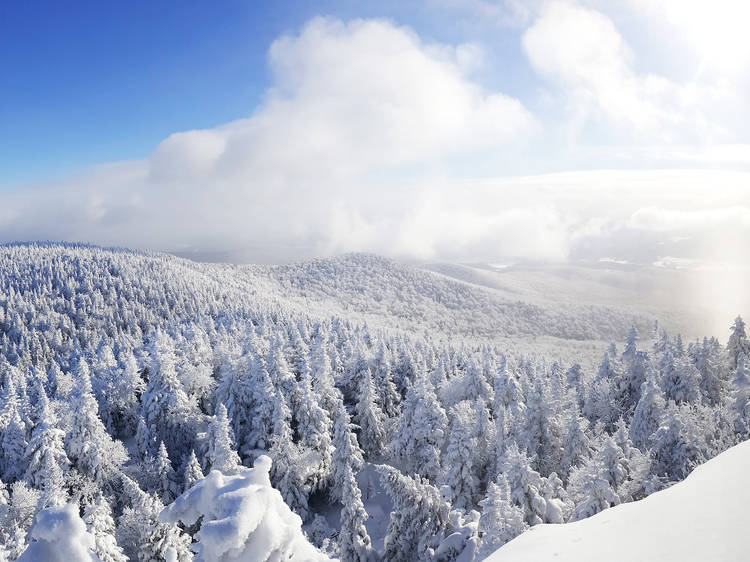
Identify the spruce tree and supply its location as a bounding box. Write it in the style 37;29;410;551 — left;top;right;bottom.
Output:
388;372;447;482
182;450;204;493
84;495;128;562
355;368;387;457
441;400;480;510
204;404;241;475
477;474;527;558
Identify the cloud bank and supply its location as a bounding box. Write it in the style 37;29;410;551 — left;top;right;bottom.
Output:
1;12;749;268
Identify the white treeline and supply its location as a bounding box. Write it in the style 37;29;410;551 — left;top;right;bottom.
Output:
0;243;747;561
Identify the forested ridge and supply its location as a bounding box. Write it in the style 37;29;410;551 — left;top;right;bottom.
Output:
0;243;748;560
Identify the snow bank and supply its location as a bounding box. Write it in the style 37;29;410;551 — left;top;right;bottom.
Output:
18;504;100;562
159;455;333;562
487;439;750;562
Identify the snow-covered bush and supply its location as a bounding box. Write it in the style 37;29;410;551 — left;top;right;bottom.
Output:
159;455;332;562
18;503;99;562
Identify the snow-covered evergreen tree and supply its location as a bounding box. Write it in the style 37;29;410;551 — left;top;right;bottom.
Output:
389;372;447;482
561;407;593;482
140;331;197;462
477;474;527;558
295;369;334;494
204;404;241;476
630;369;666;450
498;442;548;526
182;450;204;493
117;474;193;562
65;367;128;489
24;386;70;493
377;465;449;561
84;495;128;562
727;316;750;371
441;400;481;510
355;367;388;458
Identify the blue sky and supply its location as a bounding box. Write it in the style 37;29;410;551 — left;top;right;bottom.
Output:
0;1;535;187
1;0;749;271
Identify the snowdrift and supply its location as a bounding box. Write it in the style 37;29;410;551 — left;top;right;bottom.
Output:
487;439;750;562
159;455;332;562
17;504;99;562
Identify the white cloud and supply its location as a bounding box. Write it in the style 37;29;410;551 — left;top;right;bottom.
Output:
2;15;748;269
629;0;750;76
0;17;534;260
521;1;729;142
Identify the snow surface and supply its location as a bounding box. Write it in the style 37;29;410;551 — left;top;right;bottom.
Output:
159;455;333;562
487;439;750;562
17;504;99;562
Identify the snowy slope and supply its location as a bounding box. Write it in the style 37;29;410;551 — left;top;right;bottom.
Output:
487;439;750;562
255;254;656;343
423;260;732;340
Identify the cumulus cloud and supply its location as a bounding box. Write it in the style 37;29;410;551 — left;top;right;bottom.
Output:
1;15;749;268
0;17;535;261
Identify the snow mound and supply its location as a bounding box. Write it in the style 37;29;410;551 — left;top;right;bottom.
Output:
159;455;333;562
486;439;750;562
18;504;100;562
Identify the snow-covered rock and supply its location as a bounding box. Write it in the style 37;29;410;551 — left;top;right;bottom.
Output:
159;455;333;562
487;439;750;562
17;504;100;562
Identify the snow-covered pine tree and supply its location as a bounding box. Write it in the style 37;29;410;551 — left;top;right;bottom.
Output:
523;377;562;477
497;442;549;526
267;334;299;410
630;368;666;449
355;367;388;457
245;353;278;454
65;366;128;490
117;474;193;562
651;402;706;482
441;400;481;510
727;316;750;371
331;402;364;503
295;368;334;494
24;384;70;491
569;458;620;521
691;337;724;406
151;441;179;504
560;406;593;482
388;371;447;482
333;405;372;562
564;363;586;411
204;403;241;476
84;495;128;562
1;410;27;483
377;465;449;561
215;352;252;453
372;343;401;419
660;350;700;404
182;449;204;493
731;352;750;435
140;330;197;462
477;473;527;558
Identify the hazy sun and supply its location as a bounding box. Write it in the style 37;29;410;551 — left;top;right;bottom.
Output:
658;0;750;74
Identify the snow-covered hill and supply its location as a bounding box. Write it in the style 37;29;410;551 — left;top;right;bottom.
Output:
2;242;747;561
423;260;736;341
254;254;656;344
487;438;750;562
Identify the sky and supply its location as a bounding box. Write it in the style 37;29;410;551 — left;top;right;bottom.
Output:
1;0;750;270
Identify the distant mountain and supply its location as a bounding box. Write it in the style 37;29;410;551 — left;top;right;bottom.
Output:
251;253;656;345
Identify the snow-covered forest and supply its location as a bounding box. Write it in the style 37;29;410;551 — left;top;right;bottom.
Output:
1;242;749;561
